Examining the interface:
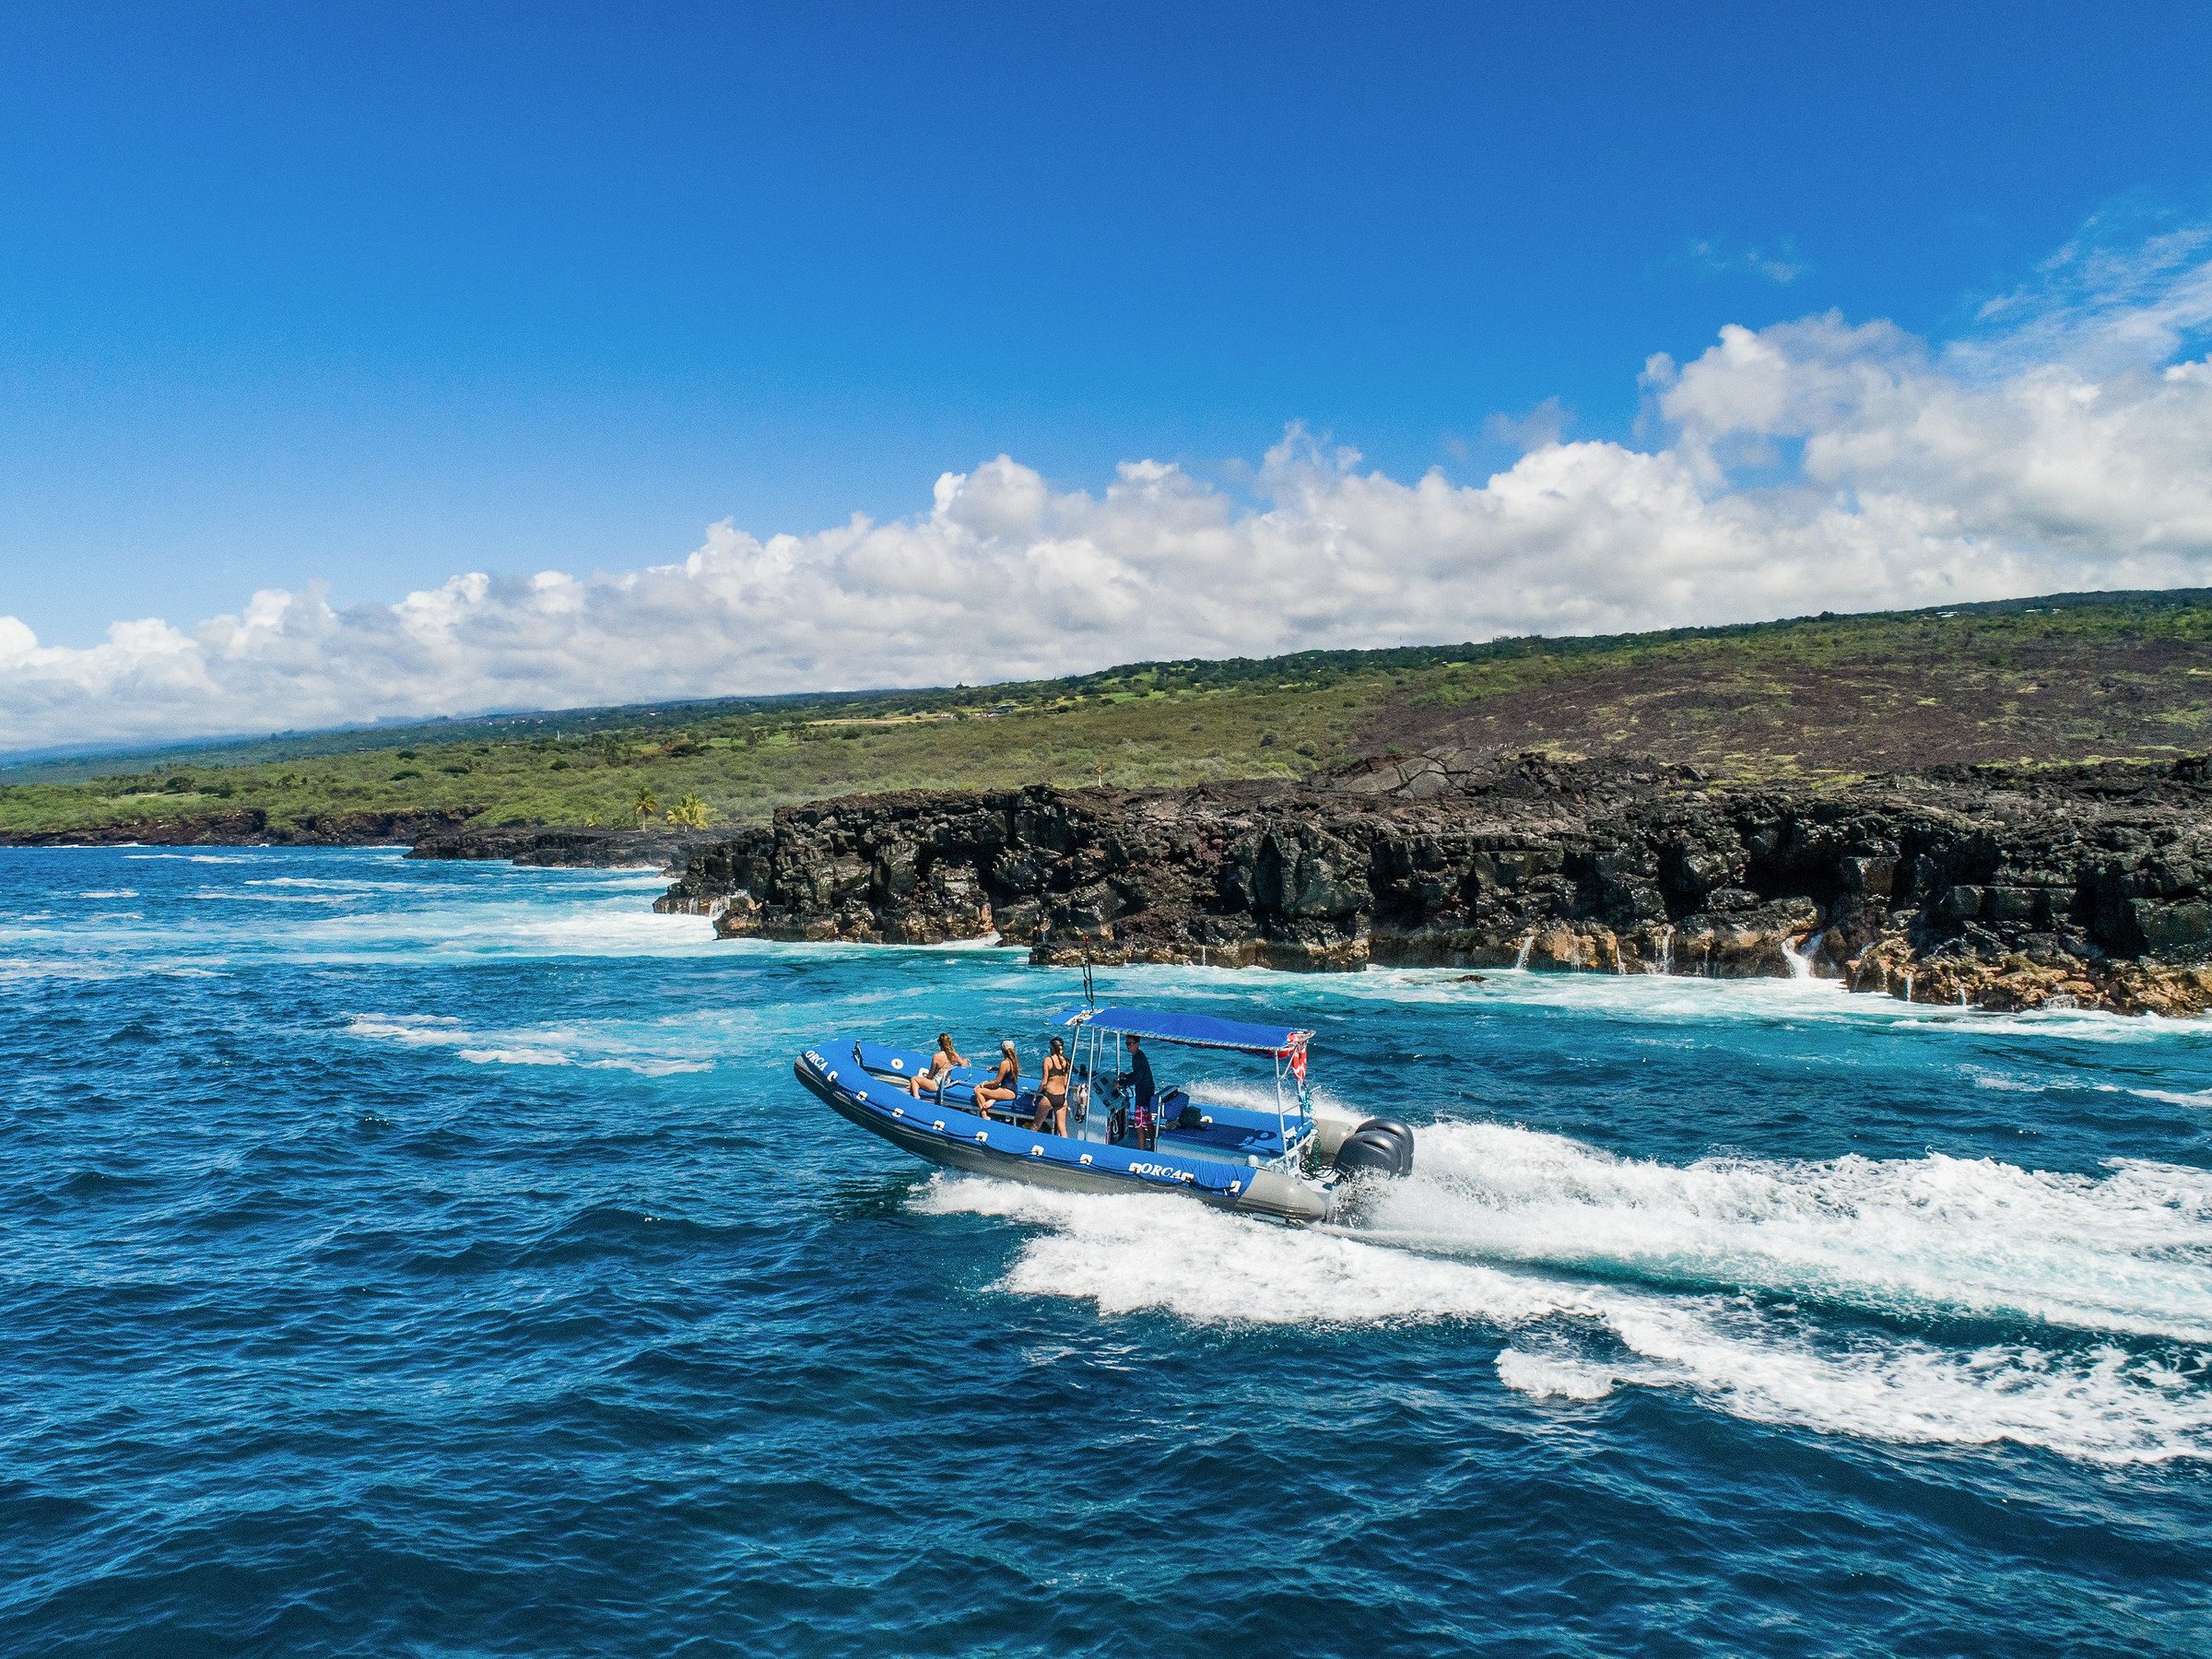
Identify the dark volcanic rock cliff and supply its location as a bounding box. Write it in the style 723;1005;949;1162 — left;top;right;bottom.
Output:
653;753;2212;1016
409;824;716;873
0;807;477;847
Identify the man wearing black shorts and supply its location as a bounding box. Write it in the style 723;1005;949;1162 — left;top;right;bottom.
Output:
1125;1034;1158;1151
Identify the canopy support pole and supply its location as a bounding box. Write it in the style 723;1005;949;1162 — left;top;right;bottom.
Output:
1273;1054;1288;1168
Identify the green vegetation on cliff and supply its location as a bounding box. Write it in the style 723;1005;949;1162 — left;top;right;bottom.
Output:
4;587;2209;839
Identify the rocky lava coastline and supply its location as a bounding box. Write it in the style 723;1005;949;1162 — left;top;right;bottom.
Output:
0;808;478;848
22;751;2209;1016
637;753;2212;1017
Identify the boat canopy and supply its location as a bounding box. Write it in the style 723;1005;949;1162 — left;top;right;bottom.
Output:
1055;1004;1312;1055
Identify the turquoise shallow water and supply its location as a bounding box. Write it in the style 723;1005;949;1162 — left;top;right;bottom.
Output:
2;845;2209;1655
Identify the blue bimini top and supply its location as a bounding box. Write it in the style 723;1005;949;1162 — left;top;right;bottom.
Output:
1055;1005;1312;1055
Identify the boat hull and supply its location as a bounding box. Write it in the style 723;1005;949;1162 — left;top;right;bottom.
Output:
794;1049;1329;1223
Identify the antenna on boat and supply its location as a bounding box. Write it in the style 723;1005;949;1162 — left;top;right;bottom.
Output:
1081;952;1096;1009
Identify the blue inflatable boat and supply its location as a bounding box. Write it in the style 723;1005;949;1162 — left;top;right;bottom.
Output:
794;1004;1416;1225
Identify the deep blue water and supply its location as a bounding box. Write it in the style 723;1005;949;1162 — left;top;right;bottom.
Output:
2;846;2208;1656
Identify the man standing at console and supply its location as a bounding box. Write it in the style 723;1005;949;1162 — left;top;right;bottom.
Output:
1125;1034;1158;1151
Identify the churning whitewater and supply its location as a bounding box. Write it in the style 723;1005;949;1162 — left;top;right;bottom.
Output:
3;845;2208;1655
924;1123;2212;1465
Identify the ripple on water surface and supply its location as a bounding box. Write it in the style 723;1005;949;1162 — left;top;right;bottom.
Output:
0;845;2207;1657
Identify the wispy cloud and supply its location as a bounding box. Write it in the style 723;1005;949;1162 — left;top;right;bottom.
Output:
4;215;2212;751
1680;236;1807;286
1962;200;2212;376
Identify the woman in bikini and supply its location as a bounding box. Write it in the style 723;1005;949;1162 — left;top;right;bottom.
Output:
1030;1036;1070;1135
973;1040;1020;1120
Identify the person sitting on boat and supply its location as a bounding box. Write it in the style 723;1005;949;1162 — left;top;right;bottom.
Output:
973;1040;1020;1120
904;1031;970;1099
1124;1034;1158;1151
1031;1036;1070;1135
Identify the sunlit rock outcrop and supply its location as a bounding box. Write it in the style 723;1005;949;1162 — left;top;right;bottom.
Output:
641;752;2212;1016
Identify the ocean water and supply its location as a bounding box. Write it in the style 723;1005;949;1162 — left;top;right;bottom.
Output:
2;846;2208;1657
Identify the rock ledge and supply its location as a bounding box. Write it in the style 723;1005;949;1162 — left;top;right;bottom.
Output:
652;753;2212;1016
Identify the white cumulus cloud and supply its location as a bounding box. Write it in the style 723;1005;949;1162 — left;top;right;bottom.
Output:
6;220;2212;752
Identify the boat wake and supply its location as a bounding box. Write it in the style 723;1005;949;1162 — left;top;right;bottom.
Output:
1369;1121;2212;1343
915;1118;2212;1465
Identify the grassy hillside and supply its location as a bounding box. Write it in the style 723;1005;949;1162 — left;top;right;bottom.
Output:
0;671;1367;837
1373;589;2212;776
3;588;2209;838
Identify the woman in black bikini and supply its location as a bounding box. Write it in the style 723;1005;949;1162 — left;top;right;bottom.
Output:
1030;1036;1070;1135
974;1041;1020;1120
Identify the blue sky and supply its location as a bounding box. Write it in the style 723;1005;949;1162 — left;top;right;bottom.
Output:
2;2;2210;745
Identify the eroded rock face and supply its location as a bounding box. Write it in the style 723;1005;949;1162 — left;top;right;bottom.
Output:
652;754;2212;1016
0;808;478;848
409;824;717;872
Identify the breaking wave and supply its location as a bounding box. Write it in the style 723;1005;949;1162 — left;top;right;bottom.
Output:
1310;963;2212;1044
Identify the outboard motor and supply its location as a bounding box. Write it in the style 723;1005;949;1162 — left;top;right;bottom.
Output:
1333;1117;1415;1179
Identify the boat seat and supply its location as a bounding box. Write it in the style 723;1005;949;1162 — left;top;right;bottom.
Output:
922;1081;1035;1124
1159;1124;1280;1159
852;1041;993;1090
1153;1094;1295;1159
974;1088;1048;1125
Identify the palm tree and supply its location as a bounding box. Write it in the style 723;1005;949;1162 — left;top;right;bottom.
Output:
632;785;659;824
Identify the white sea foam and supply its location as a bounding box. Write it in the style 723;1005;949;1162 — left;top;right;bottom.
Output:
587;1055;713;1077
1365;1121;2212;1343
76;888;137;899
456;1045;709;1075
6;954;224;981
2100;1082;2212;1110
250;899;717;963
244;877;408;892
1956;1072;2212;1110
347;1015;465;1045
347;1013;712;1075
918;1176;1585;1326
914;1133;2212;1465
0;957;124;982
1581;1299;2212;1463
1495;1347;1617;1401
1964;1065;2052;1093
1124;960;2212;1046
458;1045;571;1066
197;888;353;905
